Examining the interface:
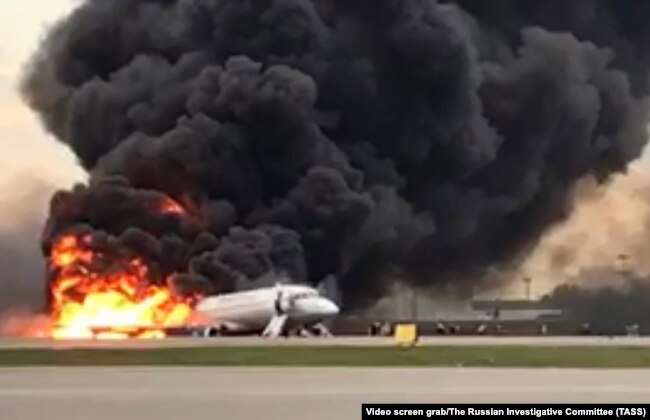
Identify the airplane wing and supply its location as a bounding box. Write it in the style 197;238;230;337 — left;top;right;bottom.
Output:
261;314;288;338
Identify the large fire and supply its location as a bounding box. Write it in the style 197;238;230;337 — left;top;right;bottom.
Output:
48;233;198;340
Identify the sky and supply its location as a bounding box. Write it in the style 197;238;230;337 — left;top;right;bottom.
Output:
0;1;85;310
0;1;86;228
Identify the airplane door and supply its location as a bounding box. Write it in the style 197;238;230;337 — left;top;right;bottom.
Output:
274;291;294;315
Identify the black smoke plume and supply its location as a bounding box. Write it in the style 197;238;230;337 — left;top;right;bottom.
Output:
22;0;650;309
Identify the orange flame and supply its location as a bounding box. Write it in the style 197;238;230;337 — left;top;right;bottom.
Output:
159;197;185;215
49;234;197;340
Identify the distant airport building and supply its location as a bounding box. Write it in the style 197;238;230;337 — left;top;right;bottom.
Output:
336;284;572;336
362;283;563;322
471;299;564;322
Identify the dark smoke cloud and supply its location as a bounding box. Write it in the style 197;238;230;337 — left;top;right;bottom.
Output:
22;0;650;308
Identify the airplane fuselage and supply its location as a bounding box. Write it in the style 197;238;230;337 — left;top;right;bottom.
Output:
194;284;339;336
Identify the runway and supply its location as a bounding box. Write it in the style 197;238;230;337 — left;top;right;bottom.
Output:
2;335;650;349
1;367;649;420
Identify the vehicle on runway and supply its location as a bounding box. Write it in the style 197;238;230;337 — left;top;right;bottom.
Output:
192;283;340;338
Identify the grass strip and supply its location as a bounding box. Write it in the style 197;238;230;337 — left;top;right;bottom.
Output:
1;346;650;367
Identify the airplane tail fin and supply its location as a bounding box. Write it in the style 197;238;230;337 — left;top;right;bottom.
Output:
318;274;341;307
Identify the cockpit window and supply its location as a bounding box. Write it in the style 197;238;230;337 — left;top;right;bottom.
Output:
293;291;318;300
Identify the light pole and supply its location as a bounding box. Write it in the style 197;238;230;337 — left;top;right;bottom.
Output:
523;277;532;301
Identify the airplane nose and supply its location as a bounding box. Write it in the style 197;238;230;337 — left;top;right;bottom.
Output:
320;299;339;317
295;297;340;319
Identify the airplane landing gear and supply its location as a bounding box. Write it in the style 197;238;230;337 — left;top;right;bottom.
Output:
308;323;333;337
194;325;226;337
203;326;220;337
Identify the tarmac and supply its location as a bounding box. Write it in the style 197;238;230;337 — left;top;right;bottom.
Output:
1;335;650;349
1;367;649;420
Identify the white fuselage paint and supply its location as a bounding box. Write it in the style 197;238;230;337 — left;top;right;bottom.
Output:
194;284;340;334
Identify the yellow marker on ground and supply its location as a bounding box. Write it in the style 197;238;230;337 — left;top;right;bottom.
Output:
394;323;418;346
